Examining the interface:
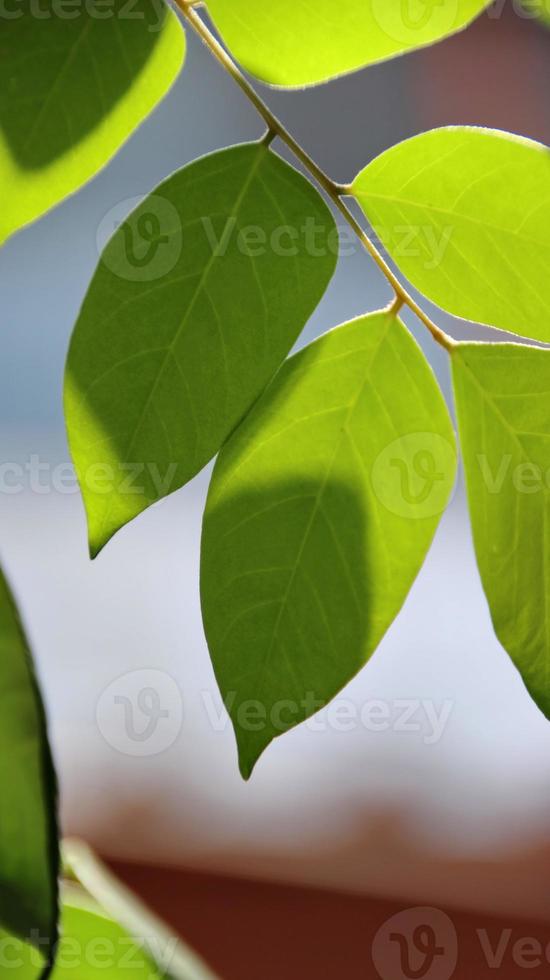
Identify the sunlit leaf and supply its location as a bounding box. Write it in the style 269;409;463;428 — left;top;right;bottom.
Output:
0;569;58;976
201;310;456;777
65;142;337;556
453;341;550;718
352;127;550;341
2;894;166;979
61;841;218;980
525;0;550;25
0;0;185;244
207;0;489;87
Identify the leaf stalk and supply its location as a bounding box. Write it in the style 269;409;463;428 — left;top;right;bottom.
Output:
175;0;455;353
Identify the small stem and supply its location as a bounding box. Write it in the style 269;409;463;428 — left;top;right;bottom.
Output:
261;128;277;147
332;195;455;351
175;0;455;353
387;293;405;317
176;1;338;198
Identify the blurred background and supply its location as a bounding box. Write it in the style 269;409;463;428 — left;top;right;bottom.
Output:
2;2;550;975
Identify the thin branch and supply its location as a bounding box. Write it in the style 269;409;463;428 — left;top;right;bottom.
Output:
175;0;455;353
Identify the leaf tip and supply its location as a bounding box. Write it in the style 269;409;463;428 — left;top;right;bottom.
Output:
88;532;109;561
87;516;119;560
238;748;258;782
237;735;269;781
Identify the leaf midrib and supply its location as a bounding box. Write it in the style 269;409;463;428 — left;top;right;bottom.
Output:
21;16;94;158
95;145;267;546
359;190;550;251
457;352;550;679
248;316;392;703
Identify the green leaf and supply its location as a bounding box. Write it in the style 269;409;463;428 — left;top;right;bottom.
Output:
65;142;337;557
62;840;218;980
206;0;489;87
0;0;185;245
524;0;550;25
352;127;550;342
452;341;550;719
0;569;58;975
201;310;457;778
1;893;167;979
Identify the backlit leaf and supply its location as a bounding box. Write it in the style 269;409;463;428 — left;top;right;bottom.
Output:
0;0;185;244
525;0;550;25
0;569;58;976
65;142;337;556
352;127;550;341
201;310;456;777
452;341;550;718
61;841;219;980
207;0;489;87
2;894;166;979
